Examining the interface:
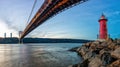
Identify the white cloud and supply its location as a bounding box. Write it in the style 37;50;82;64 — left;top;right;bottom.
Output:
0;19;18;37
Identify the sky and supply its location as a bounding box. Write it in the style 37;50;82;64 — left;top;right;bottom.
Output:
0;0;120;40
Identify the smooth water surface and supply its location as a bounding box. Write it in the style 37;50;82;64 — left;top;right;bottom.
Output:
0;43;82;67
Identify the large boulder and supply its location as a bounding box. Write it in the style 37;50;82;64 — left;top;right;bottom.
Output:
88;56;102;67
84;42;91;47
114;39;120;45
77;46;89;57
101;41;108;48
107;43;116;50
111;47;120;59
106;38;113;44
89;42;97;50
114;45;120;49
107;60;120;67
80;59;89;67
68;59;89;67
68;64;80;67
69;47;79;52
100;51;114;65
99;48;111;56
83;51;93;60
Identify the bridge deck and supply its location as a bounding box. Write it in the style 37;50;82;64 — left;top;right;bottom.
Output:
20;0;88;39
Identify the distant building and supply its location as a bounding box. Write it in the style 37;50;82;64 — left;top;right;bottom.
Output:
19;31;23;38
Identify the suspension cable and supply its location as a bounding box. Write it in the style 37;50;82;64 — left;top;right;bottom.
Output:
26;0;37;26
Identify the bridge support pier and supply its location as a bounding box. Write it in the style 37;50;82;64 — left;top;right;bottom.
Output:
19;38;23;44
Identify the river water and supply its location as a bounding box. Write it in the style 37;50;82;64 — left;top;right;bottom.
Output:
0;43;82;67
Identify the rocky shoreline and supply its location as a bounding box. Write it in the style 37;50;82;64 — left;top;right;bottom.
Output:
69;38;120;67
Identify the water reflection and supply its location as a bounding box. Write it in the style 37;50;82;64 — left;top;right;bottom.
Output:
0;43;82;67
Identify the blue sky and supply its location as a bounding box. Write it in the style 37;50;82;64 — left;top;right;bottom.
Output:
0;0;120;40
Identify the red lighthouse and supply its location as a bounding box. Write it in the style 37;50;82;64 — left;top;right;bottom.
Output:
98;14;108;39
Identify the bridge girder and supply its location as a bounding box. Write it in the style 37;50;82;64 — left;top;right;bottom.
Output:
20;0;88;39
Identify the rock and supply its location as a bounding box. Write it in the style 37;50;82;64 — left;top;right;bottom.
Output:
107;38;113;43
68;59;89;67
69;47;79;52
68;65;73;67
107;60;120;67
114;39;120;45
107;43;116;50
83;51;93;59
77;46;89;56
93;41;101;44
101;41;108;48
116;40;120;45
68;64;80;67
114;45;120;49
96;44;103;49
101;52;113;65
89;42;97;50
76;47;81;52
80;59;89;67
88;56;102;67
93;45;104;54
111;47;120;59
84;42;91;47
99;48;111;56
70;39;120;67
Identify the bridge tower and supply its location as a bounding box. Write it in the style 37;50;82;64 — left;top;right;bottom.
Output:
98;14;108;39
10;33;12;38
19;31;23;44
4;33;6;38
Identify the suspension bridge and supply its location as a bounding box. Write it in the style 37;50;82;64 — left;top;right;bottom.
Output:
20;0;88;39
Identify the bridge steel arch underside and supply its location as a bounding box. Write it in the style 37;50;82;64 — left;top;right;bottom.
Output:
20;0;88;39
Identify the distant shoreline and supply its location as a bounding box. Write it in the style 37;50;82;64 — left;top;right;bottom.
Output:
0;38;93;44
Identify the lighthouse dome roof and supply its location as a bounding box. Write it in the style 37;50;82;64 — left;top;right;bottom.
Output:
100;14;107;20
99;13;108;22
